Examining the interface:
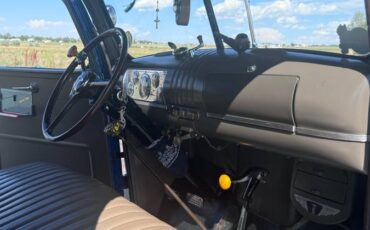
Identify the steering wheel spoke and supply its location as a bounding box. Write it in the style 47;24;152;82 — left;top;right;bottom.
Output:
47;95;79;132
88;80;109;87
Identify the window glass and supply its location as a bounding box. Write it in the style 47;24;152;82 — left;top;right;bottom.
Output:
211;0;369;55
0;0;81;68
105;0;215;57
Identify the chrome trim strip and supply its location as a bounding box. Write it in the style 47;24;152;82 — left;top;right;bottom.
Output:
0;112;19;118
295;127;368;143
207;113;369;143
135;100;168;110
207;113;294;133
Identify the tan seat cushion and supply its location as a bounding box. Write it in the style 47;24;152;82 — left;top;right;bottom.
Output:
0;162;174;230
96;197;173;230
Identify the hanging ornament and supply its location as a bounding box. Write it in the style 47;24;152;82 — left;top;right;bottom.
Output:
154;0;160;29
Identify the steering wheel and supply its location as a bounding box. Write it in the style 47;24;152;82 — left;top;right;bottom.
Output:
42;28;128;141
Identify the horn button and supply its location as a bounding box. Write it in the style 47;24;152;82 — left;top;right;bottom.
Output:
69;71;97;98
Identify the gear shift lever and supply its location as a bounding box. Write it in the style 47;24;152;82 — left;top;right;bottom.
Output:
236;169;268;230
219;169;268;230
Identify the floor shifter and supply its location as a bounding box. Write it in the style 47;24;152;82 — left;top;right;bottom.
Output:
219;169;269;230
236;169;268;230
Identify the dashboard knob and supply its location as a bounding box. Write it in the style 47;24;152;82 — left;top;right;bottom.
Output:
152;72;160;88
139;73;151;98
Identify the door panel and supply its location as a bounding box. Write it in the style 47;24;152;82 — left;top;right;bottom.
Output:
0;67;113;186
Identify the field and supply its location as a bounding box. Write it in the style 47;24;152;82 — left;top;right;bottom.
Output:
0;42;76;68
0;42;172;68
130;43;171;57
291;45;341;54
0;42;344;69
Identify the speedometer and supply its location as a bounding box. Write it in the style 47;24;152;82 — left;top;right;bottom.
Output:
139;73;151;98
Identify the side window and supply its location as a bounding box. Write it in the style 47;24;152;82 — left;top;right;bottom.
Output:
0;1;80;68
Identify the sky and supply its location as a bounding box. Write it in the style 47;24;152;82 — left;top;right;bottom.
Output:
0;0;367;45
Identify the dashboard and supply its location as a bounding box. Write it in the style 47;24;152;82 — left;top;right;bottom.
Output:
120;48;370;174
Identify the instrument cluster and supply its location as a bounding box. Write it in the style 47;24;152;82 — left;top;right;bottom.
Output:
121;69;166;103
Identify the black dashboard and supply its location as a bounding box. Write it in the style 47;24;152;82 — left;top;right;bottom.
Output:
120;48;370;174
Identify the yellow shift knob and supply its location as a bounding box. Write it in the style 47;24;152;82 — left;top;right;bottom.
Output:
219;174;232;190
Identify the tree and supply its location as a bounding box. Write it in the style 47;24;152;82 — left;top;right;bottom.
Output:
4;33;11;39
20;35;29;41
348;12;367;30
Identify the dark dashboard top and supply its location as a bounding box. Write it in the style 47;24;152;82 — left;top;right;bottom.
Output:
128;48;369;75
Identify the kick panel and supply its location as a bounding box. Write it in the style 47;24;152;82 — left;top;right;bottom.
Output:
291;161;355;224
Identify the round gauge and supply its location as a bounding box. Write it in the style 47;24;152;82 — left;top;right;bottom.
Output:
139;73;151;98
132;71;139;85
152;72;160;88
126;82;134;96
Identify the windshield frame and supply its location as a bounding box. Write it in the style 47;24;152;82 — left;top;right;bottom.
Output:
203;0;224;51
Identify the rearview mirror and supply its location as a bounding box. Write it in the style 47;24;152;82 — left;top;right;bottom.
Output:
173;0;190;26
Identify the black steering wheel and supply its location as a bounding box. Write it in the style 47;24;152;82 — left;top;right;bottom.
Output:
42;28;128;141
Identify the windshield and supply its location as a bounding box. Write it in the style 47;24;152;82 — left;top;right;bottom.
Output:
210;0;369;55
105;0;215;57
107;0;369;57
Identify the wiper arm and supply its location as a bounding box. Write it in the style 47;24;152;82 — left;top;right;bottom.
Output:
243;0;257;47
125;0;136;13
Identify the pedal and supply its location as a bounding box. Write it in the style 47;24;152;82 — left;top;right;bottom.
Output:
186;193;204;209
